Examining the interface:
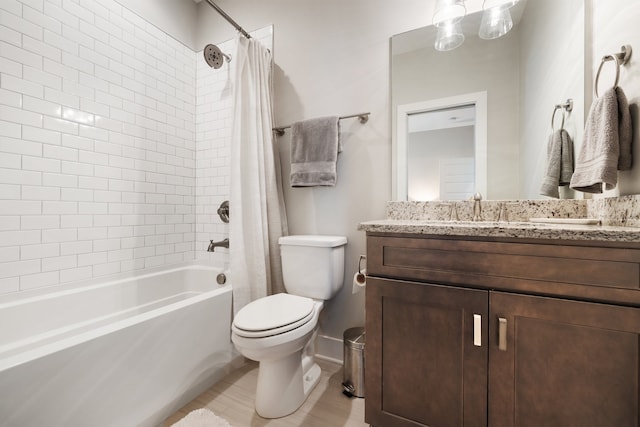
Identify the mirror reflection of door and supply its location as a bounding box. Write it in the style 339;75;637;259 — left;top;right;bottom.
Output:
407;105;476;201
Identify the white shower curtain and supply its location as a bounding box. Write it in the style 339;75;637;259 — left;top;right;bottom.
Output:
230;35;288;315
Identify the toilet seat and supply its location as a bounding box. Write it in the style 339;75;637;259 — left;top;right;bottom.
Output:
232;293;315;338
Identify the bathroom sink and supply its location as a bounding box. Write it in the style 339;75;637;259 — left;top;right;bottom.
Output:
529;217;601;225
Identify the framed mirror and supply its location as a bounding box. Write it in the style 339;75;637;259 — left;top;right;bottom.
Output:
391;0;585;200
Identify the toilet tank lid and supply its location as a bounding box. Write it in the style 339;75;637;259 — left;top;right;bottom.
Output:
279;235;347;247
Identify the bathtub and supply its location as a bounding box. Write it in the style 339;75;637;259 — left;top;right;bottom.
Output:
0;264;238;427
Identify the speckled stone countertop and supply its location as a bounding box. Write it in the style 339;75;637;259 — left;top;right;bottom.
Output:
358;196;640;243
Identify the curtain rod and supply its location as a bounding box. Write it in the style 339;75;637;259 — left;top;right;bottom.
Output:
203;0;252;39
273;113;371;136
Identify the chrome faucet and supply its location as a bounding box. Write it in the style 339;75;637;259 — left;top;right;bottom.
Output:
472;192;483;221
207;238;229;252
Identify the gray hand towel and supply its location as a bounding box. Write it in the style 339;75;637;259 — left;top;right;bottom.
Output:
540;129;574;198
290;116;341;187
570;87;633;193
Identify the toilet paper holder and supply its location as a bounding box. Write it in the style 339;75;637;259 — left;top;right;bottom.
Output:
357;255;366;281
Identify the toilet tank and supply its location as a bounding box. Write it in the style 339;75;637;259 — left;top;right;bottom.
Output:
279;235;347;300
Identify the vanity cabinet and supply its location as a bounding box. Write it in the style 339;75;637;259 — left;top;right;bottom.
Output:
364;233;640;427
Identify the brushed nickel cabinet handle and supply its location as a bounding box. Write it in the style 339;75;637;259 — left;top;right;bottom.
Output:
498;317;507;351
473;314;482;347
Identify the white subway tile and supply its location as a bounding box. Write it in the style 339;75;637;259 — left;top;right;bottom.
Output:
24;66;62;90
78;251;107;266
44;58;78;83
62;79;93;100
0;152;19;169
94;165;121;179
78;71;108;94
0;120;21;138
78;18;108;44
108;178;133;192
42;200;77;214
23;155;61;173
93;261;119;277
79;150;108;166
23;5;61;34
61;0;94;25
21;0;44;13
0;259;40;279
0;216;19;231
133;246;154;258
108;203;132;214
43;2;79;29
120;258;144;272
0;40;41;69
0;1;21;16
22;95;62;117
77;201;107;214
94;140;121;156
0;9;42;41
22;185;61;200
79;42;110;67
21;215;59;230
23;35;61;62
0;104;42;127
61;50;94;74
79;123;108;141
108;154;134;169
61;134;92;150
23;125;62;145
78;176;108;190
21;242;60;260
61;160;93;176
60;214;92;228
42;172;77;188
59;265;92;283
44;87;79;109
61;188;93;201
42;228;77;243
0;24;21;48
0;167;41;185
121;235;144;248
144;255;164;268
43;144;78;161
0;230;40;247
60;240;92;255
0;277;19;294
1;72;44;99
43;116;78;134
93;214;120;227
79;98;109;117
76;226;106;240
93;238;119;252
20;271;59;290
0;246;19;262
42;254;76;272
0;184;19;199
107;248;132;262
0;137;42;156
107;226;131;238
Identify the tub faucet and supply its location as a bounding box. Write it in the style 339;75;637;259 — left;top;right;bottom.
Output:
208;238;229;252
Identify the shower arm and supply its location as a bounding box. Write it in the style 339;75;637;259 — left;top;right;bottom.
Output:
203;0;252;39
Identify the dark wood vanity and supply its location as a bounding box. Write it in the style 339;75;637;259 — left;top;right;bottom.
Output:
364;231;640;427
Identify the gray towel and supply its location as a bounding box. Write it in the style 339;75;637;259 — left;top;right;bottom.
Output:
290;116;341;187
540;129;574;198
570;86;633;193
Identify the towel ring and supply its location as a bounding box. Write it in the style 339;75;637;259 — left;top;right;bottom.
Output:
595;45;632;98
551;99;573;131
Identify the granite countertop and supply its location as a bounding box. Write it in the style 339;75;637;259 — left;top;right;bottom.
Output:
358;219;640;243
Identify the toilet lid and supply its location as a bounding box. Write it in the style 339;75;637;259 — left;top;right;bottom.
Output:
233;293;315;333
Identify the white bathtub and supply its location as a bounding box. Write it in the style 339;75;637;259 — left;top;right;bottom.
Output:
0;264;238;427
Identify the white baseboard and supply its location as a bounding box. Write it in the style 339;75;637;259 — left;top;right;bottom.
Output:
315;334;343;364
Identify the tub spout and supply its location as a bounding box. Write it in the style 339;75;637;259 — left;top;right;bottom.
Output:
208;238;229;252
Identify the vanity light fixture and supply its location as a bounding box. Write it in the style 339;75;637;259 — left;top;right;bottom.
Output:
478;0;520;40
433;0;466;51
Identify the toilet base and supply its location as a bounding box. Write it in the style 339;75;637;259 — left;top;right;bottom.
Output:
255;351;321;419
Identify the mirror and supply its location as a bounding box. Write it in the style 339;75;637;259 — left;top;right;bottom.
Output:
392;0;585;200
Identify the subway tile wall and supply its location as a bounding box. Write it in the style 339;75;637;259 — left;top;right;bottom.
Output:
0;0;201;294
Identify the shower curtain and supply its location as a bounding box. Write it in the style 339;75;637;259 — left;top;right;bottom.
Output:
230;35;288;315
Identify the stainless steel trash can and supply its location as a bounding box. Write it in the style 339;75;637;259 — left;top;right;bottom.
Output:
342;327;365;398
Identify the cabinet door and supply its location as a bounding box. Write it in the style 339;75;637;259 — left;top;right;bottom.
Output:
489;292;640;427
366;277;488;427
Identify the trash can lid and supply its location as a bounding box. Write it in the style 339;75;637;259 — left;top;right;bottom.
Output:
344;327;365;349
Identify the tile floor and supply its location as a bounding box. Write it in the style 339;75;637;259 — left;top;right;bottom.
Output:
163;359;368;427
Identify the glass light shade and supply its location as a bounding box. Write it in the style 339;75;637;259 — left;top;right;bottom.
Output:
478;6;513;40
482;0;519;10
433;0;466;27
435;21;465;51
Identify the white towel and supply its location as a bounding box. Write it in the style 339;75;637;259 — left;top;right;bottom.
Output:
540;129;574;198
570;86;633;193
290;116;340;187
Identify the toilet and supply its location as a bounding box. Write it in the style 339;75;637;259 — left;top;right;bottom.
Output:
231;235;347;418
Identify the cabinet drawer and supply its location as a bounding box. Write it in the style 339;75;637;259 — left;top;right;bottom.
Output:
367;235;640;291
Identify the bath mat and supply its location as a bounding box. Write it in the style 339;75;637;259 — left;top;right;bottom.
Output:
171;408;232;427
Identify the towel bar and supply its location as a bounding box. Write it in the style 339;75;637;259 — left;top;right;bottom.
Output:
595;44;632;97
273;112;370;136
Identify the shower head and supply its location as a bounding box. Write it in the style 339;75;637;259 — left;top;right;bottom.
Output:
203;44;231;69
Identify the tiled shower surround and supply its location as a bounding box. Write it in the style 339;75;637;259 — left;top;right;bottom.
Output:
0;0;271;295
